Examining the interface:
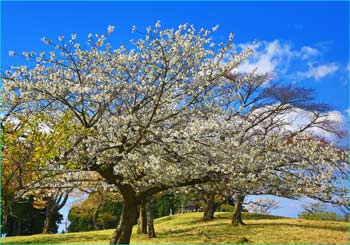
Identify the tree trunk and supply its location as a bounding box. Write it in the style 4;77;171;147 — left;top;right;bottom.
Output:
232;193;246;226
146;200;156;238
202;192;221;221
137;201;147;234
42;214;51;234
203;199;216;221
3;206;8;234
43;216;50;234
93;209;100;230
110;200;138;244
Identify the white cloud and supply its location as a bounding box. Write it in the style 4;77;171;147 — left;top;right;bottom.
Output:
236;40;340;82
298;63;338;81
299;46;320;60
251;104;346;144
281;108;346;143
345;108;350;117
237;40;293;74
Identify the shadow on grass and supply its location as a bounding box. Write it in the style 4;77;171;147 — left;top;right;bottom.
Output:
242;213;288;220
247;222;347;232
215;212;288;220
159;222;228;237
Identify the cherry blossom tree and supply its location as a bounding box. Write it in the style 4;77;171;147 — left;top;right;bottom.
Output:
191;74;349;225
3;22;255;243
3;22;348;244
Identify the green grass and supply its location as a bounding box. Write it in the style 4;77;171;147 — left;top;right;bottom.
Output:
1;212;349;244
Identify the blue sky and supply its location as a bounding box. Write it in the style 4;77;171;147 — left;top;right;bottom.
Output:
2;1;349;232
2;1;349;111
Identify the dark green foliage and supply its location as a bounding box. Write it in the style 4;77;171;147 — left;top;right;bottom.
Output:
67;208;95;232
299;212;340;221
67;193;123;232
4;195;62;236
97;201;123;229
154;193;181;218
218;204;235;212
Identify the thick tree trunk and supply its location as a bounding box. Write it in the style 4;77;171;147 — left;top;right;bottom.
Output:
110;200;138;244
137;201;147;234
232;193;246;226
203;199;216;221
202;192;222;221
146;200;156;238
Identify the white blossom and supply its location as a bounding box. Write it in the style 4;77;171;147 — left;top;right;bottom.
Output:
107;25;115;34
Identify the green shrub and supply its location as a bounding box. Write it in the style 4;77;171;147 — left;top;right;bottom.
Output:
299;212;341;221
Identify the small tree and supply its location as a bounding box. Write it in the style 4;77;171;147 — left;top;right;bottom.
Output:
298;202;342;221
246;198;280;214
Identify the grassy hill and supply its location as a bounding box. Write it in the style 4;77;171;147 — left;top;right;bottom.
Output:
1;212;349;244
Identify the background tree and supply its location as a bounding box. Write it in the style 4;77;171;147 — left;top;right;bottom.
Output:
40;188;72;234
298;202;342;221
136;200;147;235
1;112;80;234
4;195;62;236
245;198;280;214
188;184;230;221
137;192;180;238
68;191;123;232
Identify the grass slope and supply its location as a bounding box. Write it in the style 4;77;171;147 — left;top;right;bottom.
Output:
2;212;349;244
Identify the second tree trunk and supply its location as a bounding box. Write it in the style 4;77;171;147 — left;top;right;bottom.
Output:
137;201;147;234
232;193;246;226
146;200;156;238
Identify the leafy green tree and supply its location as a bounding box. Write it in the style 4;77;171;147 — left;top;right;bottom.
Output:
68;192;122;232
154;193;179;218
4;195;62;236
1;112;78;235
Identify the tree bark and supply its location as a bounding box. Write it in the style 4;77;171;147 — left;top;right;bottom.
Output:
232;193;246;226
202;192;224;221
203;198;216;221
146;200;156;238
110;199;138;244
42;214;52;234
93;209;100;230
203;203;216;221
137;201;147;234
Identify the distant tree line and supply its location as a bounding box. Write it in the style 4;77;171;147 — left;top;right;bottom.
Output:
68;192;183;232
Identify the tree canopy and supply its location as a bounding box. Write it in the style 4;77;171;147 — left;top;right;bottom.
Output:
2;22;348;244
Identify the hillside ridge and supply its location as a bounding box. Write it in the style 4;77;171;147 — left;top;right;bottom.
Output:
1;212;348;244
